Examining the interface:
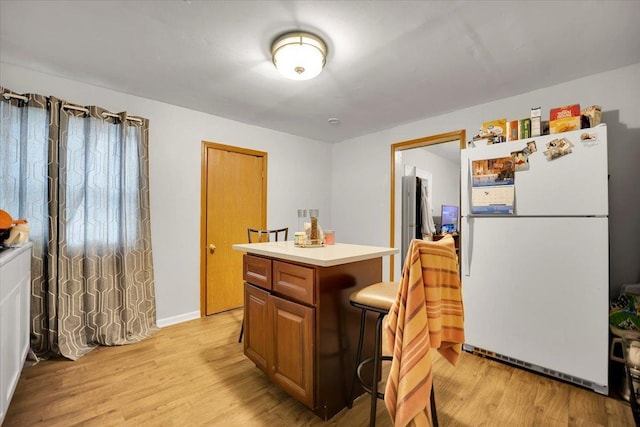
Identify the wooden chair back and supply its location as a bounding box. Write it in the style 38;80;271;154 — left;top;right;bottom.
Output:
247;227;289;243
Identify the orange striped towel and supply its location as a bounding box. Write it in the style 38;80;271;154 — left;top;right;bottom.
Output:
384;236;465;427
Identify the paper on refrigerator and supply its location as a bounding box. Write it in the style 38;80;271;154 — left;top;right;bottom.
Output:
470;156;515;214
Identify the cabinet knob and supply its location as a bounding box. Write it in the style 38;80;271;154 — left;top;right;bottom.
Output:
208;244;216;253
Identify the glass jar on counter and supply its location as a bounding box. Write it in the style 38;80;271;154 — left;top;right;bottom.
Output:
294;232;306;246
297;209;308;233
324;230;335;245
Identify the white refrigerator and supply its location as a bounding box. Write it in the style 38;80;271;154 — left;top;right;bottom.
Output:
460;124;609;394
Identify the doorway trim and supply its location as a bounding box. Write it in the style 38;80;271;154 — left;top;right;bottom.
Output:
200;141;268;316
389;130;466;281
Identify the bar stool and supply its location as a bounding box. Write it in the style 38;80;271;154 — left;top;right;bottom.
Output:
347;281;439;427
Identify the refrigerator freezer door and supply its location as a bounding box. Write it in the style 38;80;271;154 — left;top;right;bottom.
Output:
401;169;417;263
461;125;608;217
462;216;608;391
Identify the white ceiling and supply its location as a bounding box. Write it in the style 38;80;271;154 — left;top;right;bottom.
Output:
2;0;639;143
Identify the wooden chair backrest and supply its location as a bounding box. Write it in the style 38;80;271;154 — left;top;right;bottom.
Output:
247;227;289;243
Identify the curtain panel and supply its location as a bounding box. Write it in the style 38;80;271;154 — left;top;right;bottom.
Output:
0;86;157;360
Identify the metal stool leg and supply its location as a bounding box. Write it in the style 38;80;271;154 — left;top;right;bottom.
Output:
348;302;395;426
348;308;368;408
238;315;244;343
369;312;384;427
430;383;439;427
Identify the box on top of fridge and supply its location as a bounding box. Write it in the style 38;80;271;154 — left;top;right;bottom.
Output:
550;116;581;134
581;105;602;128
482;118;507;137
550;104;580;121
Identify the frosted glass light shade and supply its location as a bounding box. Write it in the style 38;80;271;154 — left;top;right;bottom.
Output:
271;32;327;81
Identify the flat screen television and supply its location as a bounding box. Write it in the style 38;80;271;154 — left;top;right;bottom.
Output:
440;205;459;234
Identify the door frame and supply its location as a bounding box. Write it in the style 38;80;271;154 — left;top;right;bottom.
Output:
200;141;268;316
389;130;465;281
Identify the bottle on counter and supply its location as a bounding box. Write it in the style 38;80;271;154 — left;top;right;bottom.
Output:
308;209;323;244
297;209;308;233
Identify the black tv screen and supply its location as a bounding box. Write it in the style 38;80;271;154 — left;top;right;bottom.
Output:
441;205;459;233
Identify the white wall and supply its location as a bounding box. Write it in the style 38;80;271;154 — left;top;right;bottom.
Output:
0;62;333;325
4;61;639;323
333;62;640;296
401;149;459;214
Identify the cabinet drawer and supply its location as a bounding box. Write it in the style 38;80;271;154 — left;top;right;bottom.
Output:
273;261;315;306
243;255;272;290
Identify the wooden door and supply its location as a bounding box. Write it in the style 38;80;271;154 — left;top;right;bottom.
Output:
268;294;315;408
201;143;267;315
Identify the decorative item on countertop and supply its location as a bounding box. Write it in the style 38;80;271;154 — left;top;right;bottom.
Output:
310;216;319;241
302;223;324;243
299;209;324;246
294;232;306;245
324;230;335;245
297;209;308;233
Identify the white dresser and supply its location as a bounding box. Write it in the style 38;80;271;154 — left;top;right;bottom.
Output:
0;243;31;425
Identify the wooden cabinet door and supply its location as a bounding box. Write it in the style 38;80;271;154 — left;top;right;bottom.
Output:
244;283;270;373
268;294;315;408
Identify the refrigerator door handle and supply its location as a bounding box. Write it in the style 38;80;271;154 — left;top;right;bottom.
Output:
463;216;472;277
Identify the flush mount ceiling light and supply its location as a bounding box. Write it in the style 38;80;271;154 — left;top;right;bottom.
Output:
271;31;327;81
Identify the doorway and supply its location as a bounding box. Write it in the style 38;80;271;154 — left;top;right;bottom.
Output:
389;130;466;281
200;142;267;315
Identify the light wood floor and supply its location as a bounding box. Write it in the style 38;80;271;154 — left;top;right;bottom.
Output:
4;309;635;426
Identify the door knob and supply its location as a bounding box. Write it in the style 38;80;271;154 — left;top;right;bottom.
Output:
209;244;216;253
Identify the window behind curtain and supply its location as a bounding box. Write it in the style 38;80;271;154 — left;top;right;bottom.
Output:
63;115;141;249
0;100;49;245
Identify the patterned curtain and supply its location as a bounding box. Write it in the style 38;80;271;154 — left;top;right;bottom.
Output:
0;88;55;355
0;87;158;360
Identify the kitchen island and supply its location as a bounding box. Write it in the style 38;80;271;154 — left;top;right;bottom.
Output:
232;241;398;420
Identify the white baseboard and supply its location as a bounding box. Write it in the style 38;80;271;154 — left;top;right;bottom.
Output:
157;310;201;328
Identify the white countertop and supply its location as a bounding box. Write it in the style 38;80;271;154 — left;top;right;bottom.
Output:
0;243;33;267
232;241;398;267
